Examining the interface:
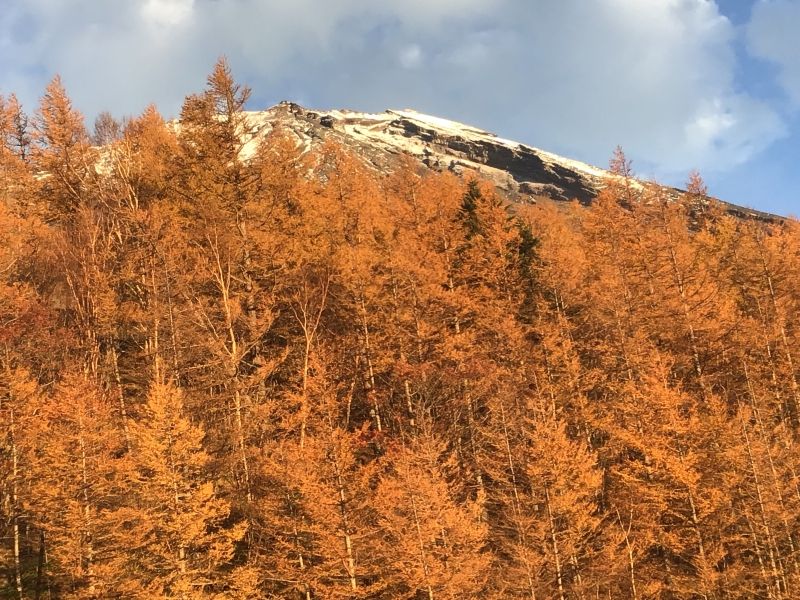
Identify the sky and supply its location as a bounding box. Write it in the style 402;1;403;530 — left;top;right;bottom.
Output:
1;0;799;216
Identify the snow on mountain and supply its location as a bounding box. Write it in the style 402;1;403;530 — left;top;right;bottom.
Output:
235;101;774;220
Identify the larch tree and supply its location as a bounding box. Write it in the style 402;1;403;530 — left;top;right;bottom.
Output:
0;367;39;600
117;380;252;598
31;76;95;223
374;425;490;599
175;59;293;515
254;354;381;599
27;374;124;599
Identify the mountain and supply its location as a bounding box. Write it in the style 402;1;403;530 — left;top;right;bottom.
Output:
237;101;776;220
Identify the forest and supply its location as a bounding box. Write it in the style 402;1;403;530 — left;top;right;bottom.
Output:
2;59;800;599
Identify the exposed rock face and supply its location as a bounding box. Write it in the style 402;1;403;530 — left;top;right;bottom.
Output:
238;101;776;220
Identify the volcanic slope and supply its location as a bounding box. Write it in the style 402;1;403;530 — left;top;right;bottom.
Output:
236;101;774;219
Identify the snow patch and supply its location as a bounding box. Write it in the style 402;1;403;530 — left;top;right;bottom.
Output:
234;103;645;195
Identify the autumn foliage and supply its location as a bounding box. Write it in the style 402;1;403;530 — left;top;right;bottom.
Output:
3;60;800;599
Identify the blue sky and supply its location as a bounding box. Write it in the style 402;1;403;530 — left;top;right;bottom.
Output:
1;0;798;216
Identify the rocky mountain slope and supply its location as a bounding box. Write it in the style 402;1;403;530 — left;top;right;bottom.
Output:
237;101;774;220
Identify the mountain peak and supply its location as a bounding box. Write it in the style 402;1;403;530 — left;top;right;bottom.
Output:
242;102;775;221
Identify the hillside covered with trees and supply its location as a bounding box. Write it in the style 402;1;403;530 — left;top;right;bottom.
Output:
2;60;800;599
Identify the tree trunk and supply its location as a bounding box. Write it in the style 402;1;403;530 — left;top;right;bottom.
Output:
333;452;357;591
499;401;537;600
742;499;774;600
545;486;566;600
213;239;253;503
10;403;24;599
34;531;46;600
359;294;382;434
109;344;131;451
741;414;784;598
410;493;435;600
166;428;189;598
77;409;95;596
462;382;485;505
615;508;638;600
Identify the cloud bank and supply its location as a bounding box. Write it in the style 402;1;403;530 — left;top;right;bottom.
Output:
0;0;790;176
748;0;800;106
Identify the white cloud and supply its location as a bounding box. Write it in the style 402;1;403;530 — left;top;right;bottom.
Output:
474;0;785;173
141;0;195;28
684;96;784;166
0;0;787;175
399;45;423;69
747;0;800;105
